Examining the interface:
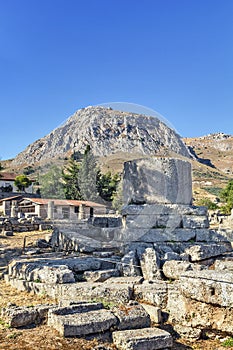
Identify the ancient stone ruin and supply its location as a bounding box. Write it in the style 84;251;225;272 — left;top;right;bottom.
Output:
2;157;233;349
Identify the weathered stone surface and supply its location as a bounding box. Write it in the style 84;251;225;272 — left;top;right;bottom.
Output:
138;228;196;243
105;276;144;285
112;302;151;330
83;269;120;282
49;309;118;337
195;229;230;243
182;216;209;229
140;303;162;323
184;244;232;261
121;251;141;277
9;261;75;284
214;259;233;271
162;261;193;280
134;281;168;309
123;158;192;205
179;270;233;307
57;282;133;304
167;282;233;334
173;324;202;340
122;204;207;217
112;327;173;350
137;247;161;280
1;304;54;328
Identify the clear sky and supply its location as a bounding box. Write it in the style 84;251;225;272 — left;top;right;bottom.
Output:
0;0;232;160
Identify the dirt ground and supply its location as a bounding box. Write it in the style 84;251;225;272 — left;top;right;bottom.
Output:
0;231;232;350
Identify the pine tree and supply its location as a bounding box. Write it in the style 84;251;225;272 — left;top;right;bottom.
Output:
39;165;64;199
78;146;98;201
220;179;233;214
63;158;82;199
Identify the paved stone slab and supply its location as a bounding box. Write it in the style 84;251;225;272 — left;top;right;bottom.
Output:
112;327;173;349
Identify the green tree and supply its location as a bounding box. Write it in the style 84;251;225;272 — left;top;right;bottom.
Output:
220;180;233;214
14;175;32;192
97;171;120;202
62;158;82;199
112;179;123;212
78;146;98;201
39;165;64;199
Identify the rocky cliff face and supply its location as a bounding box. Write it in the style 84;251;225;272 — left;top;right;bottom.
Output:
13;106;190;165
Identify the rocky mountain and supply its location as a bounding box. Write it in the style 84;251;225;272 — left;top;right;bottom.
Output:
12;106;190;166
183;133;233;175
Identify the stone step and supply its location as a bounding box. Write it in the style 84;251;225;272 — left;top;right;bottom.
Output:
112;327;173;350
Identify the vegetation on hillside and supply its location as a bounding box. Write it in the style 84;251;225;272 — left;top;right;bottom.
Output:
220;179;233;214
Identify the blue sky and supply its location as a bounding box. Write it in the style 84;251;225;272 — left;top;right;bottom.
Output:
0;0;232;160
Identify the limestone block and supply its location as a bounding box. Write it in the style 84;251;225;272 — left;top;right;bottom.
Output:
179;270;233;307
195;229;230;243
112;327;173;350
122;204;207;217
173;324;202;340
139;228;196;243
123;158;192;205
137;247;162;280
49;309;118;337
162;261;193;279
83;269;120;282
182;216;209;229
167;282;233;334
1;304;54;328
57;282;133;304
184;244;232;261
140;303;162;323
214;259;233;271
134;281;168;309
121;251;142;277
112;302;151;330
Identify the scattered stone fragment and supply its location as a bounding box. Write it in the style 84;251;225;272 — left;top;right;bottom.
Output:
162;260;193;279
140;303;162;324
112;327;173;350
112;302;151;330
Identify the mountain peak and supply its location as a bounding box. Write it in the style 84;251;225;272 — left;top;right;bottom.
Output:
12;107;190;166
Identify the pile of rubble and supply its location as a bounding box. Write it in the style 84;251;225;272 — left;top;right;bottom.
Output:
2;158;233;350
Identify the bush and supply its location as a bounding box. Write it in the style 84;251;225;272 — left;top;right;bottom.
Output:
196;198;218;210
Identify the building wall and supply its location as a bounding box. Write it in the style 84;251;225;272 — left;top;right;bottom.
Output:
0;180;34;194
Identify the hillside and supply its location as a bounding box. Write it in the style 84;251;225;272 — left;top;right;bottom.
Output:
183;133;233;203
12;106;190;166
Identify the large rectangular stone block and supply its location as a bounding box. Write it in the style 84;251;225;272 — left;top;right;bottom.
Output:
123;158;192;205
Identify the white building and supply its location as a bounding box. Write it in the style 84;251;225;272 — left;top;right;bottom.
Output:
0;173;34;194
